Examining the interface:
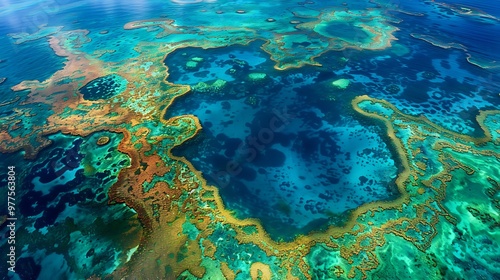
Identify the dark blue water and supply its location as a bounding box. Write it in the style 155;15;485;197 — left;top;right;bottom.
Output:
164;42;400;240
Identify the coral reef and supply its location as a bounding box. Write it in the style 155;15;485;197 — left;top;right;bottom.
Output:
1;1;499;279
332;78;350;89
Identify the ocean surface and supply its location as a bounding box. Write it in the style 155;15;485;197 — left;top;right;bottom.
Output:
0;0;499;279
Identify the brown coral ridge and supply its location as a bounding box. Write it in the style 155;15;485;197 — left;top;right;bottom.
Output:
108;114;213;279
1;27;220;279
96;136;110;145
3;30;136;159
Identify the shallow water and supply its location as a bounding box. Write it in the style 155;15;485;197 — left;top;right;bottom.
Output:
1;0;499;279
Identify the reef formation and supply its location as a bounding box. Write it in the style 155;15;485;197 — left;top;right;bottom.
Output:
0;0;499;279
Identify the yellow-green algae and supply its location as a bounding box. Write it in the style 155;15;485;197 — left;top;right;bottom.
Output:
248;72;267;81
185;60;198;69
332;78;350;89
192;79;227;93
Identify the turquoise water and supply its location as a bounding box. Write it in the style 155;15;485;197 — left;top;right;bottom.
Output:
0;0;499;279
